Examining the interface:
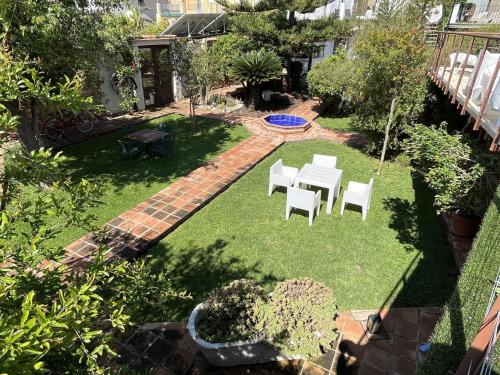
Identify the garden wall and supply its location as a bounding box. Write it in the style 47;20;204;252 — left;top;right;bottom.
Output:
417;187;500;374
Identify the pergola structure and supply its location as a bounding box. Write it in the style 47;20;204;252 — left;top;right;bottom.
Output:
429;31;500;151
160;13;228;38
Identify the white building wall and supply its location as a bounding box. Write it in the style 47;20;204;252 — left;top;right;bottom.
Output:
99;66;123;114
295;0;356;20
99;66;146;115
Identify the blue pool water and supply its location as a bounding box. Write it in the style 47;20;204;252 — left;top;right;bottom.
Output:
264;114;307;127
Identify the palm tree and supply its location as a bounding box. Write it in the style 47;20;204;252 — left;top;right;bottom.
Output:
229;49;282;109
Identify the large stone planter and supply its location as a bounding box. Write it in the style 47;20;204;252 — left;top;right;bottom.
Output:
188;303;302;367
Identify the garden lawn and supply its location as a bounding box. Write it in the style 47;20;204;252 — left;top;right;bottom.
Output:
316;115;355;132
51;114;249;248
148;141;456;316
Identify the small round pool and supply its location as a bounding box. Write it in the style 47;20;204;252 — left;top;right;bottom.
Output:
261;114;311;133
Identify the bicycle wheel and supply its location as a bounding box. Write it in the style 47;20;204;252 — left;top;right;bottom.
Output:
76;117;94;132
43;119;65;139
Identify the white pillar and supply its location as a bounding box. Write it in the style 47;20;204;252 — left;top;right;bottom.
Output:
339;0;346;20
156;0;162;23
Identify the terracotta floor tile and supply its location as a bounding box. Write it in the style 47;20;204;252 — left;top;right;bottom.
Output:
418;311;440;331
394;319;419;342
342;319;365;338
357;360;385;375
396;308;419;325
362;345;389;372
391;335;417;363
389;355;416;375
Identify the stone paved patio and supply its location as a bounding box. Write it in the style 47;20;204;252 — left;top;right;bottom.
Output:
41;93;365;270
112;307;441;375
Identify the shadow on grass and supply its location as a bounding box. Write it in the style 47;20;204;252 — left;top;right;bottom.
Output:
61;115;247;193
148;239;281;320
382;176;457;308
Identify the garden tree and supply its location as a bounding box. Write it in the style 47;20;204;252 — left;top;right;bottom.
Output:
0;0;141;146
210;34;255;83
348;18;428;175
0;47;94;150
229;49;282;109
403;124;498;217
192;45;225;105
307;48;354;113
170;41;224;132
221;0;354;91
0;46;189;374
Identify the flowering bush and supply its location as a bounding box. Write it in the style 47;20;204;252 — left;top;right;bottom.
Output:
196;279;264;342
196;278;338;357
254;278;338;356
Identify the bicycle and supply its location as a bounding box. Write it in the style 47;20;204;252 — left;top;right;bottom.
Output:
41;111;102;140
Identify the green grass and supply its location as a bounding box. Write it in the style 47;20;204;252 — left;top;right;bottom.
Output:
148;141;456;316
316;115;355;132
52;114;250;247
417;188;500;375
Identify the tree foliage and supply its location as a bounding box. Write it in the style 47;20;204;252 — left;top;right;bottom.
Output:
403;124;498;216
210;34;255;81
346;17;429;173
0;143;189;373
229;49;282;108
307;48;354;111
0;0;142;147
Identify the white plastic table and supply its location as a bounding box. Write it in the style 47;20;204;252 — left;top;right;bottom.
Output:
293;163;343;214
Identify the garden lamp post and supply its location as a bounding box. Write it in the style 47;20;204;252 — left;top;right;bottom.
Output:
281;67;288;92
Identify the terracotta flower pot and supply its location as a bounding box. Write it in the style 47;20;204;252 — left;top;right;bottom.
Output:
451;211;481;238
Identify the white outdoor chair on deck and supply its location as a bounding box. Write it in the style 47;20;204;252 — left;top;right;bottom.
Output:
286;187;321;226
312;154;337;169
340;178;374;221
268;159;298;196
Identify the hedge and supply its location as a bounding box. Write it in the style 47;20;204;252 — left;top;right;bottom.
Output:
417;187;500;374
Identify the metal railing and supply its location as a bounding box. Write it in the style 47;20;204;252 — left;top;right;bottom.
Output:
429;31;500;151
450;4;500;26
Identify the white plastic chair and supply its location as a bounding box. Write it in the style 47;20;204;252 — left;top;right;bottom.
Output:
286;187;321;226
340;178;373;221
312;154;337;169
268;159;298;196
466;50;500;103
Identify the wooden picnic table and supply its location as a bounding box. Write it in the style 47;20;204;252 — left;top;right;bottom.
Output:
125;129;169;144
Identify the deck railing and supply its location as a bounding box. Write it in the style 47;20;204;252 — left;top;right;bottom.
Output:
450;4;500;26
429;31;500;151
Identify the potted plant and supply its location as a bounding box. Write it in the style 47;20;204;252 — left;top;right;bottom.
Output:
188;278;338;367
403;124;497;237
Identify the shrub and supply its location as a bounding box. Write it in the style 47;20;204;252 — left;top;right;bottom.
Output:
417;187;500;374
254;279;338;357
196;279;264;342
403;124;497;216
229;49;282;109
197;278;338;357
307;49;354;112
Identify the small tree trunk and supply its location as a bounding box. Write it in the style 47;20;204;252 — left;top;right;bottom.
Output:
0;146;9;212
31;100;45;148
190;97;197;133
284;59;292;93
249;85;260;109
377;89;398;176
16;112;40;152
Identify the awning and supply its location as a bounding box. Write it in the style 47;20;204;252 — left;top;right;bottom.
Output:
160;13;227;38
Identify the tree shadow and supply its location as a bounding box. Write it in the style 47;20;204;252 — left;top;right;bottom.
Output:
60;115;247;193
382;175;457;307
147;239;281;320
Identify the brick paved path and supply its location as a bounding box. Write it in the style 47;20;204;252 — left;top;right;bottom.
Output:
113;307;441;375
56;96;365;268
